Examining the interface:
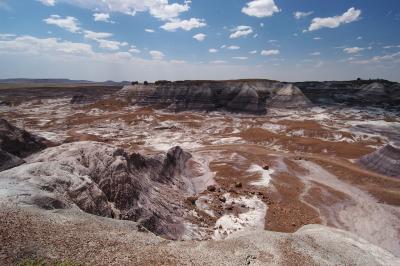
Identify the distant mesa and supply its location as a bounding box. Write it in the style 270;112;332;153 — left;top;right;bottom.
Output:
119;79;399;114
358;142;400;178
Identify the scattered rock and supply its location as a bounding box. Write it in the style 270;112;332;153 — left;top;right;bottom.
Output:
207;185;216;192
187;196;198;205
234;182;242;188
70;94;90;104
218;196;226;203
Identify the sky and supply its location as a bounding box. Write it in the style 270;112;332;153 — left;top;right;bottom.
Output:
0;0;399;82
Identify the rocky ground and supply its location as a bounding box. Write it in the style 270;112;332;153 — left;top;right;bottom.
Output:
0;81;400;265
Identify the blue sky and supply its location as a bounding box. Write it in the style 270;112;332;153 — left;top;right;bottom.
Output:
0;0;399;81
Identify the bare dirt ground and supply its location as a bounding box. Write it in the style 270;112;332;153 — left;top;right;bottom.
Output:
1;86;400;264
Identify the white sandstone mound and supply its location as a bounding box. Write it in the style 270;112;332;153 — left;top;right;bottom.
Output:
268;84;312;108
358;142;400;178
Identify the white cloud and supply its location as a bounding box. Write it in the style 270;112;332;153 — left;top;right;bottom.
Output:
210;60;226;64
242;0;280;18
308;7;361;31
227;45;240;50
294;11;313;19
149;50;164;60
0;35;93;56
357;36;362;40
128;48;141;54
38;0;55;6
261;49;279;56
93;13;113;23
313;37;322;40
58;0;191;21
249;50;257;54
209;48;218;53
160;18;206;31
97;39;125;50
268;39;278;43
145;28;155;33
83;30;113;40
148;1;190;20
310;52;321;56
260;23;264;27
43;15;80;33
0;33;16;39
229;25;253;39
351;52;400;64
383;45;400;49
220;45;226;49
233;56;248;60
193;33;206;41
343;47;364;54
83;30;127;51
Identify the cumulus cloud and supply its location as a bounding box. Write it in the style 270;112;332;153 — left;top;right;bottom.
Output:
233;56;248;60
83;30;127;51
149;50;164;60
160;18;206;31
310;52;321;56
145;28;155;33
229;26;253;39
351;52;400;64
249;50;257;54
261;49;279;56
308;7;361;31
210;60;226;64
294;11;313;19
38;0;55;6
0;33;16;39
97;39;127;51
58;0;191;21
383;45;400;49
43;15;80;33
83;30;113;40
227;45;240;50
128;47;141;54
313;37;322;40
0;35;93;56
209;48;218;53
242;0;280;18
93;13;113;23
193;33;206;41
343;47;364;54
